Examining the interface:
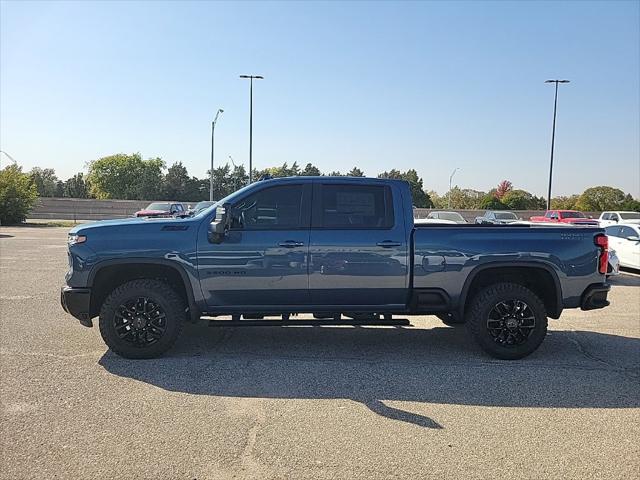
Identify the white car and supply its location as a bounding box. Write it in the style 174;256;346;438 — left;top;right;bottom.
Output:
598;211;640;227
413;218;457;225
426;211;468;224
605;223;640;270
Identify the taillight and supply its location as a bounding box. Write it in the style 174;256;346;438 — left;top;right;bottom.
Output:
595;234;608;274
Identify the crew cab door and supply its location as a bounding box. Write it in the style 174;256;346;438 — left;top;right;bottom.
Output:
197;183;311;307
308;181;409;307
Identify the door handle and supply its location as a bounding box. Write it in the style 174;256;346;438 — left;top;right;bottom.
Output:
279;241;305;248
377;241;402;248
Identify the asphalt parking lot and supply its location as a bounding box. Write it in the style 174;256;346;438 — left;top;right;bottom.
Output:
1;225;639;480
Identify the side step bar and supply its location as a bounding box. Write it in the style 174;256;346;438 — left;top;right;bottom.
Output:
204;318;412;327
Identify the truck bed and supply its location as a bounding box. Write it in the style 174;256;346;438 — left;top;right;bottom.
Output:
411;224;604;313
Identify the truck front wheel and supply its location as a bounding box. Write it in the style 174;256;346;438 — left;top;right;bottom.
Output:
466;282;548;360
98;279;185;359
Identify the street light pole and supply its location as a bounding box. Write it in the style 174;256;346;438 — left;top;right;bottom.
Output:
545;79;570;210
448;167;459;209
228;155;240;190
0;150;17;165
210;108;224;201
239;75;264;183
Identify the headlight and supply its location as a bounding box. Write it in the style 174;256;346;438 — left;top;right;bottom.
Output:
68;234;86;246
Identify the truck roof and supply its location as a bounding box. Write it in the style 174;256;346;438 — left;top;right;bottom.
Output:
257;175;407;185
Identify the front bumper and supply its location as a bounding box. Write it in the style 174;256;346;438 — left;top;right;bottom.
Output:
60;286;93;327
580;283;611;311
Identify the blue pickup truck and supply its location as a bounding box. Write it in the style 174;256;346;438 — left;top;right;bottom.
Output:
61;176;610;360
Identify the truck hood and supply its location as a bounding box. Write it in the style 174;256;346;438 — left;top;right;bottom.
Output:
69;216;188;234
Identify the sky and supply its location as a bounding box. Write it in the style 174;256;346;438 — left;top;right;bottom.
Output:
1;0;639;197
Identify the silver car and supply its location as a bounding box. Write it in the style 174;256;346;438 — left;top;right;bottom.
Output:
607;249;620;277
426;211;468;224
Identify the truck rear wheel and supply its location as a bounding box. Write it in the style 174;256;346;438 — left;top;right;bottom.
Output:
466;282;547;360
98;279;185;359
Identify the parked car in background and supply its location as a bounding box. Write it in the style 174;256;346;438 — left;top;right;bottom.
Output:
187;201;216;216
426;211;467;224
413;218;457;225
530;210;598;226
474;210;519;224
605;224;640;270
134;202;186;218
607;249;620;277
598;211;640;227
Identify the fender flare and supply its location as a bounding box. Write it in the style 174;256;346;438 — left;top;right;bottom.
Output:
457;261;563;319
88;258;201;321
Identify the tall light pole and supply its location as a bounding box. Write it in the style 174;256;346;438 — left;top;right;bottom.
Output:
448;167;459;208
210;108;224;201
228;155;240;190
0;150;17;165
545;79;570;210
239;75;264;183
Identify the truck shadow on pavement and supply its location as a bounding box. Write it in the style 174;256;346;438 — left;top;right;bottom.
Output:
99;325;640;430
610;273;640;287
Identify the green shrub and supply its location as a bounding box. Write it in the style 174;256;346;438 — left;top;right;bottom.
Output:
0;164;38;224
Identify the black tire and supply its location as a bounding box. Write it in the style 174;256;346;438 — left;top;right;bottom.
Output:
436;312;465;326
99;279;185;359
466;282;547;360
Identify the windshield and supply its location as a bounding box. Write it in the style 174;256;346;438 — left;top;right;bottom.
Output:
192;201;218;217
438;212;464;222
562;211;586;218
193;201;214;213
495;212;517;220
145;203;171;211
620;212;640;220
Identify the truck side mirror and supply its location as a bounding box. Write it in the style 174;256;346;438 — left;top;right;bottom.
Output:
209;203;230;244
627;235;640;242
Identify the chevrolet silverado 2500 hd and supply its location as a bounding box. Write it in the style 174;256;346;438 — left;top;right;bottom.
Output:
61;176;610;359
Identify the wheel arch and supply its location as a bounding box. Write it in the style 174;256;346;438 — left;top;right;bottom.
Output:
88;259;200;321
458;262;563;319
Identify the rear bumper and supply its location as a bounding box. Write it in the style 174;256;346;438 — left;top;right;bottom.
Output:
580;283;610;311
60;286;93;327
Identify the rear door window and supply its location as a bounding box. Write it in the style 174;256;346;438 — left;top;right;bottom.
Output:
315;184;394;229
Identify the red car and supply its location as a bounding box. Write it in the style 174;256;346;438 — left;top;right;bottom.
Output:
530;210;599;226
134;202;186;218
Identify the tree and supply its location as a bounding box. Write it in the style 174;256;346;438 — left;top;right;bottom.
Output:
378;169;432;207
300;163;322;176
447;187;486;209
64;173;88;198
621;194;640;212
502;189;545;210
551;194;579;210
479;194;506;210
163;162;190;200
0;164;38;224
29;167;59;197
575;186;626;211
86;153;166;200
327;170;344;176
495;180;513;200
377;169;403;180
347;167;364;177
54;180;65;197
228;165;249;193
